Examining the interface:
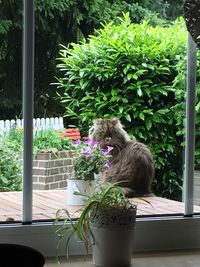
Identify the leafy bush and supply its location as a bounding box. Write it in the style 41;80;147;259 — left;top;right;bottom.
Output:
172;50;200;170
0;140;22;192
55;14;188;200
0;0;166;121
4;128;73;152
3;128;23;152
195;55;200;169
33;129;73;152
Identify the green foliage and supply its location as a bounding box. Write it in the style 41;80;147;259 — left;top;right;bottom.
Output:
0;128;74;191
0;0;167;120
0;139;22;192
195;55;200;169
123;3;167;26
145;0;184;21
55;14;188;200
3;128;23;151
33;129;73;152
172;50;200;170
4;128;73;152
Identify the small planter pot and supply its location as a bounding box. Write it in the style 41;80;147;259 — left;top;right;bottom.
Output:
94;173;103;192
67;179;94;205
91;205;137;267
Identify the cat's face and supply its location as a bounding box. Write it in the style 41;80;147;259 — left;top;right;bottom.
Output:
89;118;129;151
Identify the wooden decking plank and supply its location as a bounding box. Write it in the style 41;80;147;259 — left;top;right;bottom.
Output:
0;192;22;208
0;197;21;210
0;193;22;204
35;190;66;202
34;190;65;201
0;190;200;222
0;203;21;213
33;192;66;209
33;194;66;208
1;192;22;201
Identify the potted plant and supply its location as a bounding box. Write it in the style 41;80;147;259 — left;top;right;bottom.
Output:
67;139;113;205
54;182;137;266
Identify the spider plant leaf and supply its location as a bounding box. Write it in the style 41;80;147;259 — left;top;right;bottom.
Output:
76;200;98;241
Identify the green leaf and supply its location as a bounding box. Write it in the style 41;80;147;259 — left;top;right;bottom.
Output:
146;120;152;130
125;114;131;122
119;106;124;113
139;112;145;120
137;88;143;97
1;176;9;184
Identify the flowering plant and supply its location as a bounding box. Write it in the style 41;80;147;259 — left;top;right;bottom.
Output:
72;139;113;181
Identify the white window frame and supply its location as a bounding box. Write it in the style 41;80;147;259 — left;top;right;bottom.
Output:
0;0;200;257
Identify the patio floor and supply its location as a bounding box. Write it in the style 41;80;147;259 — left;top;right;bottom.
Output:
1;190;200;222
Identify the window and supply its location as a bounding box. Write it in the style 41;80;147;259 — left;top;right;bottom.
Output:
0;0;23;222
0;0;200;256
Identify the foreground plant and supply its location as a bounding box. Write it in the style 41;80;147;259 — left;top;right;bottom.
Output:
53;182;136;258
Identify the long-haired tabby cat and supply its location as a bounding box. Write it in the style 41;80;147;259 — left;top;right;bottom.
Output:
89;118;155;197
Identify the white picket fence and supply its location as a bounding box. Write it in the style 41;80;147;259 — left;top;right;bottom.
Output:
0;117;64;136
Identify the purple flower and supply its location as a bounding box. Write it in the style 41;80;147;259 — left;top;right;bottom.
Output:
90;141;99;148
72;140;81;145
104;161;112;169
82;147;93;157
102;146;114;155
84;139;99;148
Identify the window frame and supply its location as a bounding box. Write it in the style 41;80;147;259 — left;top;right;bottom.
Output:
1;0;200;257
1;217;200;256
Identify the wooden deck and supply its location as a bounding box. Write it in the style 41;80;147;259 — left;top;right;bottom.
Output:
1;190;200;222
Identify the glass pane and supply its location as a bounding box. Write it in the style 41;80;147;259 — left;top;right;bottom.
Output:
0;0;23;222
32;1;68;221
194;49;200;214
32;1;188;221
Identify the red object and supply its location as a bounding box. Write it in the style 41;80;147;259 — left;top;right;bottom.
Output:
59;128;81;140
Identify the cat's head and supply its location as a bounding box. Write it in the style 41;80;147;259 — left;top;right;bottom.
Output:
89;118;130;152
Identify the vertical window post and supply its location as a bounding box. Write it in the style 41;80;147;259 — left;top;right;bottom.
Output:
22;0;35;223
184;33;197;216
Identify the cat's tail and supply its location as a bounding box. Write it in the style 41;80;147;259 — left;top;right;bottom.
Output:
122;187;155;198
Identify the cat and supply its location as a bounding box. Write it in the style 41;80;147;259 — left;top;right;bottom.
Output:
89;118;155;197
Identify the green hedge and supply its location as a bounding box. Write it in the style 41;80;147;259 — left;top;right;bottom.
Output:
55;14;189;200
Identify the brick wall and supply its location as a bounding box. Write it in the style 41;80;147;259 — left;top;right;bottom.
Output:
33;151;74;190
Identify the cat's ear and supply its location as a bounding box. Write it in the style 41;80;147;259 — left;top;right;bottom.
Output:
113;118;124;128
95;118;103;124
112;118;120;125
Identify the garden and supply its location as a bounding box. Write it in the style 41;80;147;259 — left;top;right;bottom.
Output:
1;1;200;203
54;14;200;201
0;128;73;192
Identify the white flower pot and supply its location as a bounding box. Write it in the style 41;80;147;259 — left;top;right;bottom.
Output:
94;172;104;192
91;206;137;267
67;179;94;206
